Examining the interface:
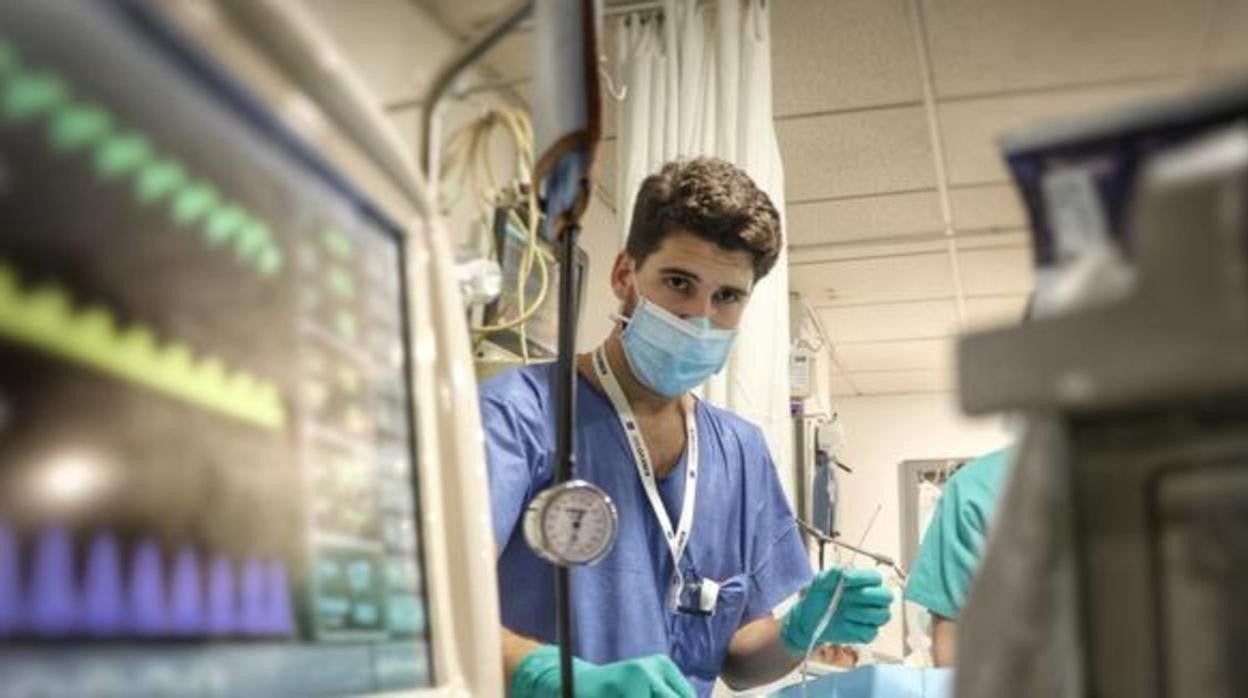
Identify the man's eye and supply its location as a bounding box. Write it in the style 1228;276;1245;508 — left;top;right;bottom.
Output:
715;290;743;304
665;277;691;292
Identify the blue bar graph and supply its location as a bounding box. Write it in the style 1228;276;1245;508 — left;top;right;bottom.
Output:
239;556;265;636
30;526;77;636
129;538;167;636
169;547;203;636
263;559;293;636
205;553;236;637
83;532;125;636
0;525;296;640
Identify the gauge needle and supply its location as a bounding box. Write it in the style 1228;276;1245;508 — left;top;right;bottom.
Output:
568;508;586;543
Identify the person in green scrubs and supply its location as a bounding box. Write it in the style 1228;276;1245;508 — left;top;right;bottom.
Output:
903;447;1014;667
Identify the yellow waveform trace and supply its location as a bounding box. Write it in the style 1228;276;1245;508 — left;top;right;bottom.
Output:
0;261;286;429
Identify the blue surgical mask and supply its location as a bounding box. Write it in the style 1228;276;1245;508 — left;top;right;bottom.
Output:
616;296;737;397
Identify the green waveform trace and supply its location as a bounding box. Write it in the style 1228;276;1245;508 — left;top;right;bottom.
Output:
94;131;153;179
0;261;286;430
50;102;114;154
0;39;285;278
135;158;187;205
3;71;67;123
205;203;246;246
172;181;220;227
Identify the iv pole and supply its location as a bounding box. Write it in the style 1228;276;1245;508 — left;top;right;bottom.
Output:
421;4;602;696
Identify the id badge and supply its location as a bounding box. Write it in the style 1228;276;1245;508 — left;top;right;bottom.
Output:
675;577;720;616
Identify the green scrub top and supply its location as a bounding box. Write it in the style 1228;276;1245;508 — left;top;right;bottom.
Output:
903;447;1014;620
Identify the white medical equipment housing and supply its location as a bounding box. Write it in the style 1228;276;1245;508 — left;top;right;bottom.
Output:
0;0;502;695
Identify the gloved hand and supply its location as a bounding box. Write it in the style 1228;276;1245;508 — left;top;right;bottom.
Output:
511;645;695;698
780;567;894;652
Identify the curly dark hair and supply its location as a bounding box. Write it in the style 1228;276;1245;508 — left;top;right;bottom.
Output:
626;158;782;281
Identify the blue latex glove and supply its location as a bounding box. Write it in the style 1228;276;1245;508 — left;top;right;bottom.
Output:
511;645;695;698
780;567;894;652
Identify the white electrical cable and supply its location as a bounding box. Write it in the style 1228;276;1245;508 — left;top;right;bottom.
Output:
440;107;554;352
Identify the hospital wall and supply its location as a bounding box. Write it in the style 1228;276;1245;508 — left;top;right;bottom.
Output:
831;393;1010;658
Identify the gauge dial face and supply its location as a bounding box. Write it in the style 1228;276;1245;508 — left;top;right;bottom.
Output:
533;482;618;565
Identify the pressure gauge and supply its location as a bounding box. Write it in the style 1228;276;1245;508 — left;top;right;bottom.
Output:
524;479;619;566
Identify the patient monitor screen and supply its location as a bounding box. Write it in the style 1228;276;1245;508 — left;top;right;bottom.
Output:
0;2;431;694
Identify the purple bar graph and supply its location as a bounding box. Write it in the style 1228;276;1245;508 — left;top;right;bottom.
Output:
0;522;19;636
239;556;265;636
263;559;293;636
169;547;203;636
0;526;292;640
205;554;235;636
30;526;77;636
129;538;167;636
83;532;125;636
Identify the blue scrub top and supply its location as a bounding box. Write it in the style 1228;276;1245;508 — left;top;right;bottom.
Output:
479;362;812;696
904;448;1014;620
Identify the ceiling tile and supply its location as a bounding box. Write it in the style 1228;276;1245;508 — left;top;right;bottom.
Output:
949;184;1027;232
848;369;953;395
778;106;936;201
786;191;943;247
790;238;948;265
1204;0;1248;72
792;253;955;305
923;0;1216;98
772;0;922;117
956;247;1034;296
938;80;1190;186
835;338;954;373
956;229;1032;251
964;295;1032;331
817;300;960;343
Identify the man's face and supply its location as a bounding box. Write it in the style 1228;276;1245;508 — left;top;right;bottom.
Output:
611;228;756;331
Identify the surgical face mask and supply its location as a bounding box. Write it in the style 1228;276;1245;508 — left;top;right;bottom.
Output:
615;295;736;398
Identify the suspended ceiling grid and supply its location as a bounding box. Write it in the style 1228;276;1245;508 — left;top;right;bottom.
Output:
396;0;1248;395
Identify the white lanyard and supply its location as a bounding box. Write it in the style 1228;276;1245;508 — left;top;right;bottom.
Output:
593;347;698;586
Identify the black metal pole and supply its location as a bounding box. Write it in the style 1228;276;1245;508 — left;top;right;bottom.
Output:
552;223;581;698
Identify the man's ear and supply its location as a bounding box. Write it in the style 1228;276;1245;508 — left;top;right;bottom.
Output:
610;251;634;302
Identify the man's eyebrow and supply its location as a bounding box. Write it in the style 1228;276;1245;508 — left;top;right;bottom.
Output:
658;265;698;279
658;266;700;282
658;267;751;296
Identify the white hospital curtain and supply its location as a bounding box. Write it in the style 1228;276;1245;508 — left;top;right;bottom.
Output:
614;0;794;497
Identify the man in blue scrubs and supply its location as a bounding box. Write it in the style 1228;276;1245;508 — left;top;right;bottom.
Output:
480;159;894;696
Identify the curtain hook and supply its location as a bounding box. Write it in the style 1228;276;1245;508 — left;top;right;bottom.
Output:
598;54;627;101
